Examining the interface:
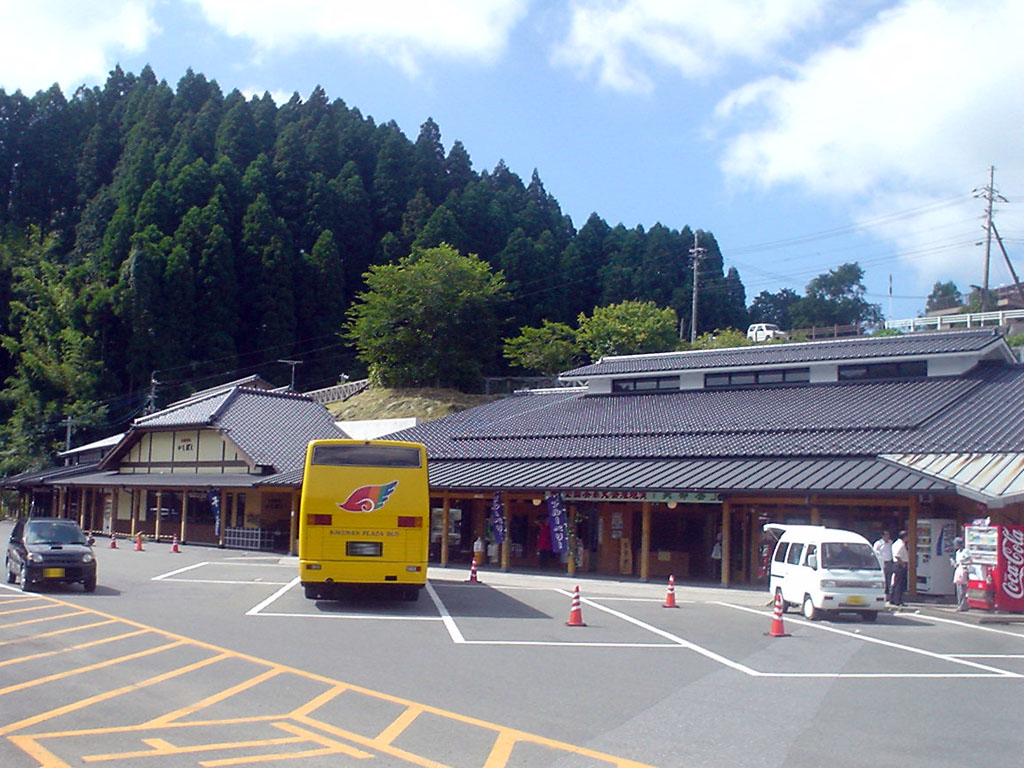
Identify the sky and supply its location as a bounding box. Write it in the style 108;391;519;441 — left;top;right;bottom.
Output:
2;0;1023;322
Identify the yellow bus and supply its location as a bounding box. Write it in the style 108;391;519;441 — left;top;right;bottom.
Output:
299;439;430;601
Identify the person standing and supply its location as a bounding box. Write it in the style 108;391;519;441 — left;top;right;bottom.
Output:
890;530;910;607
873;531;895;603
952;537;971;612
710;533;723;581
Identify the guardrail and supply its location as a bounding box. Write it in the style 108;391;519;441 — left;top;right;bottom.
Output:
789;324;863;340
885;309;1024;332
303;378;369;404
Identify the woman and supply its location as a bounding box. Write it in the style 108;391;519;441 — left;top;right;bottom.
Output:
951;537;970;612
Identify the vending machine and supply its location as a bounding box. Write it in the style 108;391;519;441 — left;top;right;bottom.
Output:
965;525;1024;612
914;518;955;596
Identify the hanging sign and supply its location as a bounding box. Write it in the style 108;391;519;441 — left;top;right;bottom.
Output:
490;492;506;544
546;493;568;554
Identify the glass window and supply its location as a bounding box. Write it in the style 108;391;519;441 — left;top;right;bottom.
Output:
821;542;881;570
312;444;422;468
806;544;818;569
784;369;810;383
705;374;730;387
758;371;784;384
774;542;789;563
786;542;805;565
731;373;756;385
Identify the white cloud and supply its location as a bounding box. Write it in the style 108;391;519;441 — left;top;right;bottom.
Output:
188;0;529;76
0;1;157;93
553;0;830;93
716;0;1024;293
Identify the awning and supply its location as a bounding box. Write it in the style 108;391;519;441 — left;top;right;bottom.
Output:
880;453;1024;508
41;471;298;490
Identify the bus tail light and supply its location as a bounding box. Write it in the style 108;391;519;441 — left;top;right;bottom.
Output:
406;565;422;572
397;516;422;528
307;514;332;526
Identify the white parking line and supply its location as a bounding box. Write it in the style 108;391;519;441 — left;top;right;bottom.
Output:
152;562;292;585
719;602;1022;678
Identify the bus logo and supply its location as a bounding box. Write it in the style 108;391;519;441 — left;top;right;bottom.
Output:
338;481;398;512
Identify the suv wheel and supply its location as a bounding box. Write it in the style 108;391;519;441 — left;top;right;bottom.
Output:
83;573;97;593
5;559;15;584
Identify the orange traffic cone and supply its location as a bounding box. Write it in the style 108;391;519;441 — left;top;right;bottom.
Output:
565;585;586;627
134;533;144;552
109;535;117;549
465;561;481;584
765;591;790;637
663;575;679;608
171;535;181;554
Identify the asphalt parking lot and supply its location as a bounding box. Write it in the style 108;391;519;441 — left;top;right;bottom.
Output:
5;528;1024;767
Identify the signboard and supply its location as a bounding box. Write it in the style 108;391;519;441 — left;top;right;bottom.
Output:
997;525;1024;612
490;493;506;544
562;490;720;504
546;493;567;554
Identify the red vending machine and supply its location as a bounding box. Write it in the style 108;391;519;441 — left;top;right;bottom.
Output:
964;525;1024;612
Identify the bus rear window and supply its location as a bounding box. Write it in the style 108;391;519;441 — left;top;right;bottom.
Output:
312;444;422;468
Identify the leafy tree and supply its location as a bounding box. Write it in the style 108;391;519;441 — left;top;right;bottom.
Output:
926;280;962;313
0;232;106;473
749;288;800;329
685;328;752;350
346;244;507;389
503;320;581;375
576;300;678;360
790;263;882;328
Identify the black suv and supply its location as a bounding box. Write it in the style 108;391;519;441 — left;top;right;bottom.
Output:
6;518;97;592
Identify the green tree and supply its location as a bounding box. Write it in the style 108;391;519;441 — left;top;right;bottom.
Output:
346;244;507;389
0;232;106;473
749;288;800;329
503;320;581;375
926;280;962;313
576;300;678;360
790;263;882;329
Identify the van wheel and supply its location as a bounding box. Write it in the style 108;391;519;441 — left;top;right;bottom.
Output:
802;595;820;620
860;610;878;622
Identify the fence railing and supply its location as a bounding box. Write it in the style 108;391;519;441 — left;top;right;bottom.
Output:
303;378;369;404
789;324;863;340
885;309;1024;332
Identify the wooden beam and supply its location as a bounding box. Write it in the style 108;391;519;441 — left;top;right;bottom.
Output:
640;502;651;582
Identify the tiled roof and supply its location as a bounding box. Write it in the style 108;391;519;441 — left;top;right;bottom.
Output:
560;329;1007;378
427;457;951;494
395;362;1024;461
108;387;342;473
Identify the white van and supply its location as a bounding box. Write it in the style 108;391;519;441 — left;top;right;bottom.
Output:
747;323;787;342
766;524;886;621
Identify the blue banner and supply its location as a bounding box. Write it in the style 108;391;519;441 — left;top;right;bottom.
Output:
490;492;506;544
546;493;568;554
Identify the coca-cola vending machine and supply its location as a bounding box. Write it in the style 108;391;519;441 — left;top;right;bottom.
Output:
964;525;1024;612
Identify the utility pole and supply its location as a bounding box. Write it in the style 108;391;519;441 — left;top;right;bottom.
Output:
974;165;1006;311
689;231;706;344
144;373;159;415
278;359;303;391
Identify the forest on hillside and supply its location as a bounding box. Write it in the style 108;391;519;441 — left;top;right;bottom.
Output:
0;66;749;471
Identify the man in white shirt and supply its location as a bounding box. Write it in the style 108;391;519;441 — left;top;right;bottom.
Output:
873;531;895;602
890;530;910;607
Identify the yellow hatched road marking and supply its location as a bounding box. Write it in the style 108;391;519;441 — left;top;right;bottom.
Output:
0;619;117;648
1;592;658;768
0;609;87;630
0;629;149;668
0;602;64;617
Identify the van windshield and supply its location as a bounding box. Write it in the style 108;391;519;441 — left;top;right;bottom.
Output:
820;542;879;570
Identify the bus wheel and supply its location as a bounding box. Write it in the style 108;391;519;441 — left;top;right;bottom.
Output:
401;587;420;602
303;585;321;600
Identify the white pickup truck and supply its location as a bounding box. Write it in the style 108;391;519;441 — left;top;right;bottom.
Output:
747;323;788;342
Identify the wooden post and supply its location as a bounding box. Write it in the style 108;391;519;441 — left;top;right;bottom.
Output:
441;495;450;566
722;499;732;587
154;490;162;542
289;490;298;555
908;495;919;597
130;490;138;537
179;491;188;544
640;502;651;582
